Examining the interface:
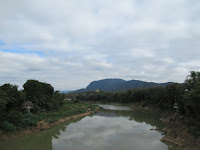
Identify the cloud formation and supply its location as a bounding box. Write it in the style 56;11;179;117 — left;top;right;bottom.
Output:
0;0;200;90
52;115;167;150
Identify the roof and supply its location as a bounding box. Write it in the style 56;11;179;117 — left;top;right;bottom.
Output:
24;101;33;105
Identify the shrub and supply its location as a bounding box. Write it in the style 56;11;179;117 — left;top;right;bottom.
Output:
73;99;80;103
7;110;23;124
33;104;41;113
20;114;40;127
0;121;16;132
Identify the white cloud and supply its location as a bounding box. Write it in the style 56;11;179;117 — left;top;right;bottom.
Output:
52;114;167;150
0;0;200;90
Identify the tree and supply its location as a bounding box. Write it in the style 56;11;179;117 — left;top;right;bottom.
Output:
0;89;7;119
50;91;65;110
23;80;54;109
0;84;24;113
185;71;200;90
184;71;200;118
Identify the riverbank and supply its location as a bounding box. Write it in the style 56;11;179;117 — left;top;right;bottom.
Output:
131;103;200;150
0;103;100;142
86;101;200;149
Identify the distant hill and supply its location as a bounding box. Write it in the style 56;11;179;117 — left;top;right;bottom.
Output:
73;78;173;93
60;90;72;94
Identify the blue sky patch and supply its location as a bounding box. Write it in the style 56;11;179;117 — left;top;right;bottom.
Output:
0;40;5;45
1;48;45;57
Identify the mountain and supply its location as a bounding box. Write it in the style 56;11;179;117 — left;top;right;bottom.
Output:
86;79;125;92
73;78;173;93
60;90;72;94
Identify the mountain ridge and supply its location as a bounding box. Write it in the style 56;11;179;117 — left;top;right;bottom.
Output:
72;78;173;93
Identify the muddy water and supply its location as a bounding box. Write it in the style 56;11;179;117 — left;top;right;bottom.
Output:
0;104;174;150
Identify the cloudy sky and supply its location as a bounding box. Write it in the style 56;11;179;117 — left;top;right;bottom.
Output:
0;0;200;91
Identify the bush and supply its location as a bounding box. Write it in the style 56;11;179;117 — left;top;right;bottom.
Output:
7;110;23;124
73;99;80;103
33;104;41;113
20;114;40;127
0;121;16;132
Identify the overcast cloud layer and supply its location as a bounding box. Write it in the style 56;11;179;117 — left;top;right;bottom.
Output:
0;0;200;90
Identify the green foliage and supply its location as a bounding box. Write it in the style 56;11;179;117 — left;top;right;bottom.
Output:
184;88;200;118
7;110;23;124
1;72;200;133
0;112;40;131
49;91;65;110
183;71;200;119
20;114;40;127
73;99;80;103
77;71;200;120
185;71;200;89
0;84;25;114
38;101;98;123
23;80;54;109
0;89;7;119
0;121;16;132
0;80;66;133
33;104;41;113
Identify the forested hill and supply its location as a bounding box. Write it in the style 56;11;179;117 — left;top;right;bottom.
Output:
74;78;173;93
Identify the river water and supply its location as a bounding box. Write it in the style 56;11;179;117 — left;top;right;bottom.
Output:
0;104;174;150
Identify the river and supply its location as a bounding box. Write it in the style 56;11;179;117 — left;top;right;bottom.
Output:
0;104;175;150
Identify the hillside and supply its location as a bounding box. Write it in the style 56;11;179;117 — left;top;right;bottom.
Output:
73;78;173;93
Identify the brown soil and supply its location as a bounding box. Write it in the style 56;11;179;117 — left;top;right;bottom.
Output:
160;114;200;150
0;109;99;142
131;103;200;150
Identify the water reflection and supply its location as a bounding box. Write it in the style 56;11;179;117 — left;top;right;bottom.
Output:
0;105;172;150
0;119;80;150
98;104;131;110
52;115;167;150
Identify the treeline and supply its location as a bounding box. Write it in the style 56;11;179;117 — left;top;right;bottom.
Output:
0;80;65;132
77;71;200;120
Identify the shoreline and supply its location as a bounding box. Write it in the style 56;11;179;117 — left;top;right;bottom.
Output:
0;108;99;142
1;102;199;149
131;103;200;150
87;101;200;149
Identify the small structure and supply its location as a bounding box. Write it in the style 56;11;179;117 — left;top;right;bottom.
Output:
64;98;72;101
173;103;179;109
96;89;99;93
22;101;33;113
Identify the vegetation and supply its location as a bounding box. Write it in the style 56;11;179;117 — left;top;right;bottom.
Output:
0;80;97;133
76;71;200;120
38;101;97;123
23;80;64;110
1;71;199;133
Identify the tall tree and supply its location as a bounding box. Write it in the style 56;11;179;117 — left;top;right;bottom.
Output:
23;80;54;109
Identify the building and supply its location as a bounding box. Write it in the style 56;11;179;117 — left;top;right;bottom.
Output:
22;101;33;113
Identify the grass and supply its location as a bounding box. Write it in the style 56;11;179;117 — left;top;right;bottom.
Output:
0;101;99;133
38;101;99;123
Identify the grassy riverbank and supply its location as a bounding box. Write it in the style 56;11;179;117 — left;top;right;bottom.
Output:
38;101;99;123
0;101;100;141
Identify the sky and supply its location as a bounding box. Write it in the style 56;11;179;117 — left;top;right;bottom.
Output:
0;0;200;91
